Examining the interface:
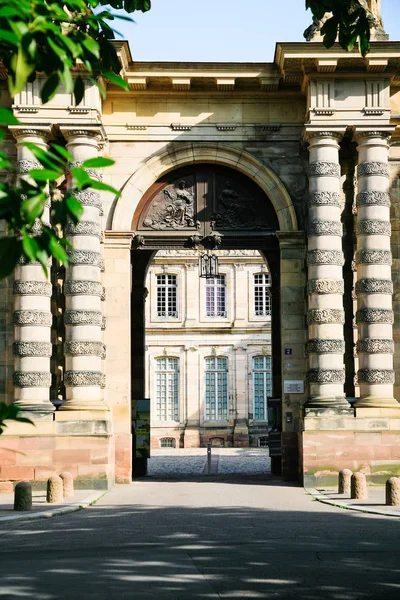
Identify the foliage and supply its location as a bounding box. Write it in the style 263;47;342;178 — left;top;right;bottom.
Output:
0;402;33;434
0;0;151;276
305;0;374;56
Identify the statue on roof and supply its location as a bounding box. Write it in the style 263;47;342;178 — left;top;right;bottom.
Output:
304;0;388;43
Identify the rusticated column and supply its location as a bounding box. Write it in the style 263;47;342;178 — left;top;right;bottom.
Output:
354;129;398;409
60;128;107;411
304;129;351;413
11;127;55;414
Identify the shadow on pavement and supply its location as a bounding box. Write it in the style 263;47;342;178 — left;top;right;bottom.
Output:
0;480;399;599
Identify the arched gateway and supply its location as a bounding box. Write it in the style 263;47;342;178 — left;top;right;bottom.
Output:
2;36;400;490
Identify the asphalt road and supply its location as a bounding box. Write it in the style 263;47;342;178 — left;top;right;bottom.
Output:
0;476;399;599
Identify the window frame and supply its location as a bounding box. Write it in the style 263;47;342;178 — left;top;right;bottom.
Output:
155;273;178;319
204;274;227;319
251;355;273;422
204;356;229;422
155;356;180;422
253;272;272;318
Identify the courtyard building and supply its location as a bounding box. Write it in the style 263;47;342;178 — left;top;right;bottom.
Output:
1;2;400;487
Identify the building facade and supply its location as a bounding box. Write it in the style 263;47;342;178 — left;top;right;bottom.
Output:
145;250;273;449
1;5;400;488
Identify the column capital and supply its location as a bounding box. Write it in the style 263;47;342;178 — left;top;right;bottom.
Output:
60;125;106;144
354;126;396;146
8;125;53;142
303;127;346;144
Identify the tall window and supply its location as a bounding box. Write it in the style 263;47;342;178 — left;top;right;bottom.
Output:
155;357;179;421
205;357;228;420
205;275;226;317
254;273;272;317
253;356;272;421
156;274;177;318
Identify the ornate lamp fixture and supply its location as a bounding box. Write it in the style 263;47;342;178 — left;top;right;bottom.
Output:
198;232;222;279
199;252;219;278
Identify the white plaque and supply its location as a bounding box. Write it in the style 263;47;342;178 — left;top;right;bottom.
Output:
284;380;304;394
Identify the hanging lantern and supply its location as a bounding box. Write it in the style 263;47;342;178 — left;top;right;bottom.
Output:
199;252;219;278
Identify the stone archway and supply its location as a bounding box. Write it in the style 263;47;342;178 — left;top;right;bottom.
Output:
111;143;298;233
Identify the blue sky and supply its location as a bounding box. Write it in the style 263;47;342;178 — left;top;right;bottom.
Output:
111;0;400;63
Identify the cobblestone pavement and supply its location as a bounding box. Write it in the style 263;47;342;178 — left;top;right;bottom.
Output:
147;447;271;477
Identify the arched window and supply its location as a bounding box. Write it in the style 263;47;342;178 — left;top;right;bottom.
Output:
205;357;228;420
205;275;226;317
160;437;176;448
253;356;272;421
254;273;271;317
155;357;179;421
156;274;178;318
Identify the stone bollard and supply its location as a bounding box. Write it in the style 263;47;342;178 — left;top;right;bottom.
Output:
338;469;352;495
351;472;368;500
386;477;400;506
47;476;64;504
60;472;74;499
13;481;32;511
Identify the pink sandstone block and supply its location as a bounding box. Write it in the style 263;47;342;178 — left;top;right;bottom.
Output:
53;450;91;464
0;481;14;493
0;466;34;481
0;450;17;467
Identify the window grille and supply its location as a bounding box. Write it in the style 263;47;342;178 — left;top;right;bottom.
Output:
156;274;178;318
258;436;268;447
205;357;228;420
254;273;272;317
252;356;272;421
160;437;176;448
155;357;179;421
205;275;226;317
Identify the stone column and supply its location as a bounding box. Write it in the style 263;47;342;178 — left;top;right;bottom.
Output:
11;127;54;415
60;128;107;411
305;129;351;413
354;129;398;410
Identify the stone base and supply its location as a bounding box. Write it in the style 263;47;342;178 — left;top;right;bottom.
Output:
0;414;116;489
303;415;400;487
184;428;201;448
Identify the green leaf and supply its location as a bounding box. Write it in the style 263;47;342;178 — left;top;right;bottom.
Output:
24;142;65;169
51;144;73;163
9;46;35;96
21;194;46;222
0;29;19;46
0;108;20;125
41;73;60;103
321;16;338;49
28;168;63;182
73;76;85;106
0;237;22;279
35;249;49;278
102;70;129;90
21;230;40;262
82;36;100;58
48;235;69;264
66;194;84;223
70;167;91;186
81;157;114;168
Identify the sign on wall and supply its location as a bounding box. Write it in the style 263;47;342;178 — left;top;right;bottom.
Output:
134;399;151;459
283;380;304;394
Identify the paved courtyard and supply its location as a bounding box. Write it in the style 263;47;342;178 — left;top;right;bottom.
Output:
0;473;399;599
147;448;271;477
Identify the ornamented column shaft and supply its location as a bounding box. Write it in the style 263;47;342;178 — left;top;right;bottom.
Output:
60;128;107;411
305;130;350;412
11;127;54;414
354;129;398;409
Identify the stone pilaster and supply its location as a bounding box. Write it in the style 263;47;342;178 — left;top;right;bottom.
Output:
60;128;107;411
304;129;351;414
11;127;55;415
354;129;399;410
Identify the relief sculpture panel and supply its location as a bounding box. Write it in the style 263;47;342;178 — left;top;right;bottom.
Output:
211;176;273;230
142;177;197;230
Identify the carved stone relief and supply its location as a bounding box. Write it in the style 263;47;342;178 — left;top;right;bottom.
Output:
356;191;391;207
74;190;102;210
307;279;344;295
356;220;391;235
355;278;393;295
13;342;52;357
65;221;102;238
64;341;106;358
357;162;389;178
307;369;345;383
307;250;344;266
67;250;103;268
64;371;103;386
13;310;52;326
64;280;103;296
306;339;345;354
13;281;52;296
356;339;394;354
13;372;52;387
308;162;340;177
64;310;103;326
356;309;394;324
142;178;197;230
307;309;345;324
308;220;342;236
309;191;341;206
357;369;395;384
355;250;392;265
